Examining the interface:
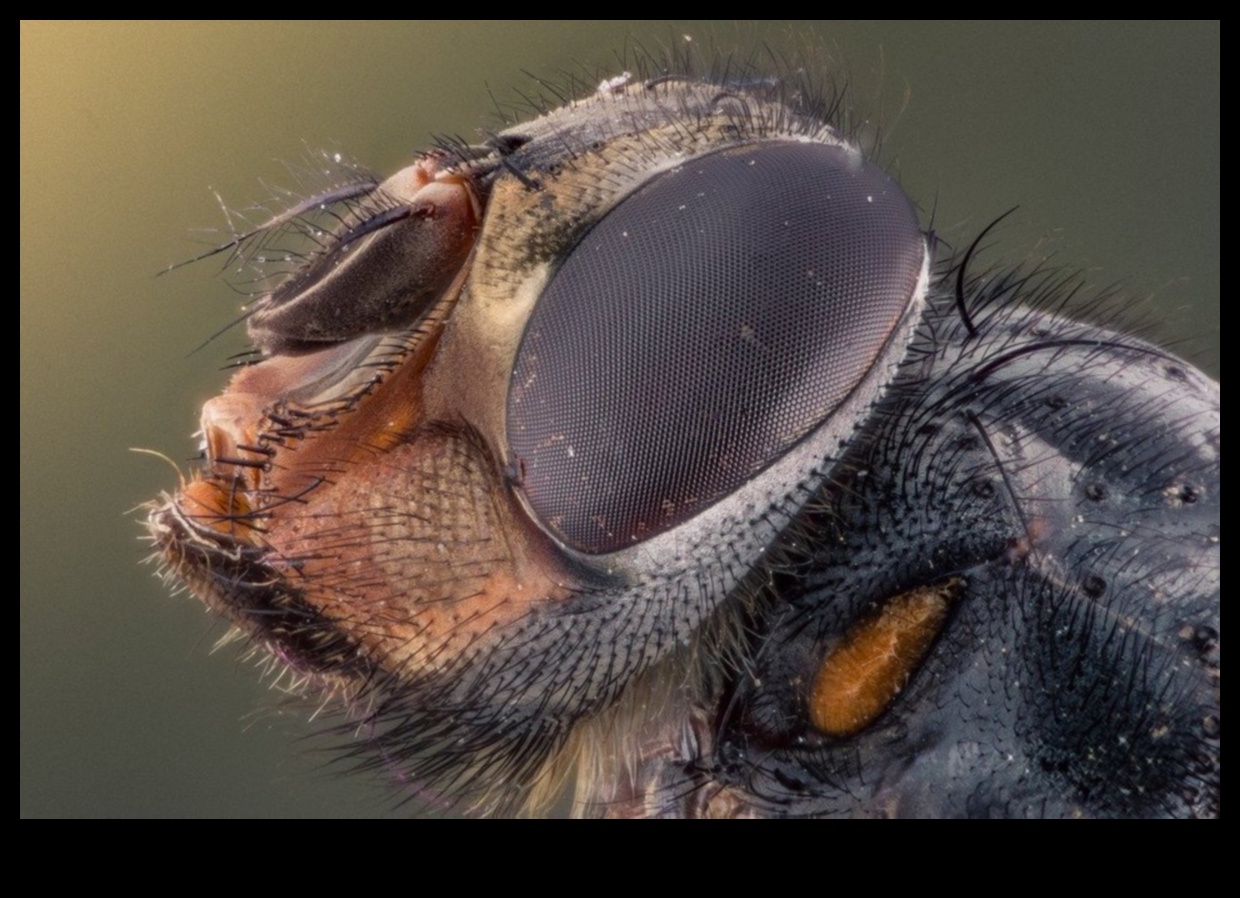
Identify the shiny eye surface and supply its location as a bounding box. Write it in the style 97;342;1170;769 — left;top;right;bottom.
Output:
508;142;924;553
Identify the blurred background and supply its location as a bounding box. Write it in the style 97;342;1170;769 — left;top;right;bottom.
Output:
21;21;1219;817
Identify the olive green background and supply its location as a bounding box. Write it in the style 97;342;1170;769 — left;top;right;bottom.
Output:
21;21;1219;817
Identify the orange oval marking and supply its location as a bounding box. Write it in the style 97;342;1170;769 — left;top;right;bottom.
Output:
809;577;963;738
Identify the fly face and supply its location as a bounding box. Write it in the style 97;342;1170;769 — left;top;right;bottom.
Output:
148;66;1219;817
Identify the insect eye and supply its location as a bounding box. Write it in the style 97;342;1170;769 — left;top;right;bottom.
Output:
506;141;925;554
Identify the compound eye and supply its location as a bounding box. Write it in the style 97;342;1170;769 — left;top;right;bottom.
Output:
507;141;924;554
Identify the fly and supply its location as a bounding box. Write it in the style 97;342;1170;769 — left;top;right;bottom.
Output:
148;52;1220;818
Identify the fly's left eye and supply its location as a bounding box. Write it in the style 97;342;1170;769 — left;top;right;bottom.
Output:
506;141;925;554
